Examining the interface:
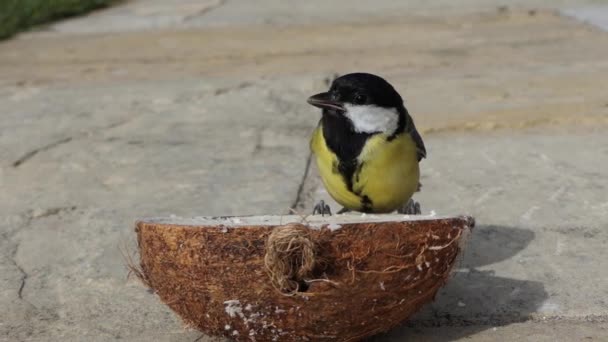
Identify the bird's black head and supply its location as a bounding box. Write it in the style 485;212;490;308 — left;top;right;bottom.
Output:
307;73;406;135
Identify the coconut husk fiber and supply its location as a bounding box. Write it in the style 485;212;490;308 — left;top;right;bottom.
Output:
135;214;474;341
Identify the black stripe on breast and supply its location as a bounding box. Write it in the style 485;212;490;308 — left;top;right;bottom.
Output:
360;195;373;212
321;111;371;194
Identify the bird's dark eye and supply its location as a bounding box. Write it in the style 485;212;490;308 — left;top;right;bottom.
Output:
353;94;367;104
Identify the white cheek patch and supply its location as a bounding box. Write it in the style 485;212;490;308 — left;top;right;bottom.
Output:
343;104;400;134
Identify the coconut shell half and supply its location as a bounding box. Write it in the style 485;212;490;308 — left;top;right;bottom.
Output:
135;214;474;341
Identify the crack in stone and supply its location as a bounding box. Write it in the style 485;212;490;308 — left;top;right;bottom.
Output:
29;206;77;220
213;81;253;96
3;206;77;305
10;116;139;168
6;243;32;306
103;118;132;130
14;259;28;300
251;130;263;155
192;334;206;342
289;151;313;213
183;0;228;22
12;137;73;168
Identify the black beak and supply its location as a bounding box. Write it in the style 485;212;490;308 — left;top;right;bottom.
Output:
307;92;344;112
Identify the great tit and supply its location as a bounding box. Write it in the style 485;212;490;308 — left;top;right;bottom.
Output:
307;72;426;215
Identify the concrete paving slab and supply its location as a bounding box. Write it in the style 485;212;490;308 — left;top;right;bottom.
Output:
2;9;608;132
47;0;602;33
562;5;608;31
374;320;608;341
1;0;608;341
0;77;321;216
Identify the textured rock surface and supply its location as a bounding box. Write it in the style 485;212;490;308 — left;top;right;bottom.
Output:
1;0;607;341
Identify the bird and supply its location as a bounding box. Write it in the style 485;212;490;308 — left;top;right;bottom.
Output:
307;72;426;215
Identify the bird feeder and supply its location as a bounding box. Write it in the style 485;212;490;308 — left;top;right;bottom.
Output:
134;214;474;341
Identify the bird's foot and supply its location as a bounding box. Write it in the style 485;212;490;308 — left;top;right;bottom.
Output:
336;207;351;214
312;200;332;216
398;199;421;215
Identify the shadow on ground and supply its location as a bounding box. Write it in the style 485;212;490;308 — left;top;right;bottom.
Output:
369;225;548;341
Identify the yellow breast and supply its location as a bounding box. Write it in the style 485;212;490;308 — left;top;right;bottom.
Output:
310;125;420;213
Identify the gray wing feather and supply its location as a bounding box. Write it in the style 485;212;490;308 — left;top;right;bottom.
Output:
410;127;426;161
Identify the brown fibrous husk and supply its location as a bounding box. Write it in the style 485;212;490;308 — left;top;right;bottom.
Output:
264;223;318;295
134;215;474;341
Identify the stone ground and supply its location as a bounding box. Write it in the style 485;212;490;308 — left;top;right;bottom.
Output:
1;0;608;341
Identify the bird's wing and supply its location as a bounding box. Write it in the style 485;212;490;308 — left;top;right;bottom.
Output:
410;127;425;192
402;108;426;161
410;127;426;161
